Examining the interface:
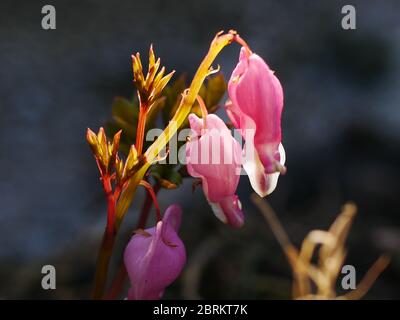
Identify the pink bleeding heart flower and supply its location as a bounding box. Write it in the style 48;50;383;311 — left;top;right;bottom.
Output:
124;204;186;300
227;46;286;197
186;113;244;228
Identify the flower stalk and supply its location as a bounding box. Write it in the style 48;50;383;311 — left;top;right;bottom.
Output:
196;95;208;128
135;102;148;155
89;30;250;299
91;175;117;299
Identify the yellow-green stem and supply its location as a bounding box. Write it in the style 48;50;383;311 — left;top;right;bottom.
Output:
144;31;236;163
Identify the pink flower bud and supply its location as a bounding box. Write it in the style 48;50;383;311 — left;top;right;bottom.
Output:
186;113;244;228
227;47;286;197
124;204;186;300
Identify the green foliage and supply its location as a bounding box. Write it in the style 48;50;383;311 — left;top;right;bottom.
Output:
149;164;183;189
201;73;227;113
107;97;137;154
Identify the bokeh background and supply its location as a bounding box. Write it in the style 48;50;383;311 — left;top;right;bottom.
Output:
1;0;399;299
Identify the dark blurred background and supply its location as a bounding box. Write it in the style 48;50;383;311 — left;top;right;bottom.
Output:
0;0;399;299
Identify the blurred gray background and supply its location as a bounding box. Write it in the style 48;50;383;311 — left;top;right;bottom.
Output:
0;0;399;299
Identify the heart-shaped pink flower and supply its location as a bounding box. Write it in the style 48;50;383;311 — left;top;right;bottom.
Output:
124;204;186;300
186;113;244;228
227;47;286;197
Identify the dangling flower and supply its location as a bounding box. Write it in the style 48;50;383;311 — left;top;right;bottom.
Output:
186;113;244;228
227;47;286;197
124;205;186;300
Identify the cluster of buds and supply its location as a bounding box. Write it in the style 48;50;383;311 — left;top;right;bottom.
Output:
86;127;121;177
132;45;175;109
86;128;143;187
132;46;175;155
114;145;140;186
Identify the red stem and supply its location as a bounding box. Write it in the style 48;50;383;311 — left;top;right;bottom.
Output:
106;263;127;300
92;175;117;299
104;177;116;235
196;95;208;128
139;180;161;222
233;34;252;56
135;102;148;155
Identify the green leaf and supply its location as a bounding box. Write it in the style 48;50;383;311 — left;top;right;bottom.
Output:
204;73;227;111
111;97;138;139
106;97;140;155
166;169;183;186
150;164;183;189
106;122;131;155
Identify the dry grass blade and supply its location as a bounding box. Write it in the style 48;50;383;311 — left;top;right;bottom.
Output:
251;193;390;300
340;255;391;300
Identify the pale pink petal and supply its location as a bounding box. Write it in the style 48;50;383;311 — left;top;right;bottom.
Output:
124;205;186;300
243;143;286;197
227;47;285;196
186;113;245;228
